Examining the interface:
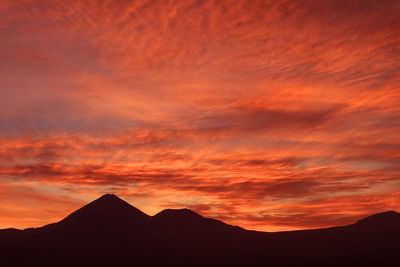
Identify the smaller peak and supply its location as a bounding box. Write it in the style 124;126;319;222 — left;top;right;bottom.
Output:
378;210;397;215
355;211;400;227
155;208;202;218
363;210;398;219
152;207;240;233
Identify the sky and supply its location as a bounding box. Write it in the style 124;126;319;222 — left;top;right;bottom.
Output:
0;0;399;232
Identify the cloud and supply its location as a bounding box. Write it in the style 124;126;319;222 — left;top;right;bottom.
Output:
0;0;399;230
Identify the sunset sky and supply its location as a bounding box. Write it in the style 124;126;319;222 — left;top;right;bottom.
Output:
1;0;399;231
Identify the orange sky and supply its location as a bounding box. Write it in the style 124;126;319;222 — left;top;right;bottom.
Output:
0;0;399;232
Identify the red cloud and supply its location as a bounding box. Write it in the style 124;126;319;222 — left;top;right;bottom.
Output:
0;0;399;230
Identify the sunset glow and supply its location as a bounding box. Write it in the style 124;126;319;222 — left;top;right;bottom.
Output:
1;0;399;231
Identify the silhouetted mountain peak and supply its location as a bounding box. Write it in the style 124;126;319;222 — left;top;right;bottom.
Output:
98;193;120;200
90;193;131;207
70;193;145;214
45;194;150;231
354;211;400;228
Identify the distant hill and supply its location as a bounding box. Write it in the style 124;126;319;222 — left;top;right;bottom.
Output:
1;194;399;266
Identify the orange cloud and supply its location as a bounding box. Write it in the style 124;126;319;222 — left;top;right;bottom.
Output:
0;0;399;231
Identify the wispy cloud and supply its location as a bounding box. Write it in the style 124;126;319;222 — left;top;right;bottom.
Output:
0;0;399;231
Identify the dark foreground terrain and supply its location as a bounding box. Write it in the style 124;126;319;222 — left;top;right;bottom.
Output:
1;194;399;266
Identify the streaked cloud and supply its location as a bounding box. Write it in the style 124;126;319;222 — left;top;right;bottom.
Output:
0;0;399;231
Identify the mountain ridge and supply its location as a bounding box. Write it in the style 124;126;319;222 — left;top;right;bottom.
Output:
1;194;399;266
1;194;398;233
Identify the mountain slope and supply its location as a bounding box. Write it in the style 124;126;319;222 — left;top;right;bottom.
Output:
353;211;400;229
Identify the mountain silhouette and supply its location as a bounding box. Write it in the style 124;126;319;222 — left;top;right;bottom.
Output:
1;194;399;266
42;194;151;233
